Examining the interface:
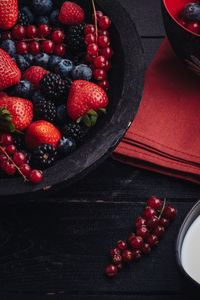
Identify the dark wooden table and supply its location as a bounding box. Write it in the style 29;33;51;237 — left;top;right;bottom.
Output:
1;1;200;299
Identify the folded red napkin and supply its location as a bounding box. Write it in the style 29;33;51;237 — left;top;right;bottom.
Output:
112;38;200;184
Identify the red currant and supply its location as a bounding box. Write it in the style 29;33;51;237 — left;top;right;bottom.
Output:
26;25;38;38
132;249;142;260
86;53;95;63
105;264;118;277
38;24;51;37
143;206;157;219
146;216;159;229
101;46;113;59
30;169;43;183
0;154;7;166
98;16;111;29
12;25;26;40
94;55;106;68
135;217;147;228
187;22;200;33
159;217;169;228
41;40;55;54
93;10;104;20
104;60;111;71
129;236;143;250
117;240;127;251
54;44;66;56
127;233;135;245
98;79;109;90
52;30;65;44
99;29;109;37
153;225;165;238
146;234;159;247
6;144;16;155
84;24;95;35
5;162;16;175
98;35;109;48
163;206;177;220
20;163;31;176
29;41;41;55
121;249;133;262
1;31;12;40
136;226;149;239
93;68;107;81
147;196;162;210
87;43;99;56
13;152;26;165
16;41;29;54
112;254;122;264
1;134;13;146
110;247;121;257
1;160;9;171
141;243;151;254
85;33;95;44
179;18;187;28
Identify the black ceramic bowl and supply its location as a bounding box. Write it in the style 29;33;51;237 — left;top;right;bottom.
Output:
162;0;200;75
176;200;200;288
0;0;145;196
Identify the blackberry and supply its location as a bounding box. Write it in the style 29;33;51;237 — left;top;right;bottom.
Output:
17;10;30;26
62;121;86;144
13;134;25;150
67;23;86;52
73;52;87;66
40;73;69;100
32;144;57;169
34;100;56;122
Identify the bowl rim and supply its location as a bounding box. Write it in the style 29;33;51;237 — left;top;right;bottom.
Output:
176;199;200;288
162;0;200;37
0;0;145;196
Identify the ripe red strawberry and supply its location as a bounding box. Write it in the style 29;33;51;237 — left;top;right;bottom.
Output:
0;97;33;132
0;91;8;98
25;120;61;151
0;0;18;30
23;66;50;89
67;80;108;127
0;49;21;91
59;1;85;25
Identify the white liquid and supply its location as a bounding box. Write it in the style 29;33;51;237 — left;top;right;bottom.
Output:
181;215;200;284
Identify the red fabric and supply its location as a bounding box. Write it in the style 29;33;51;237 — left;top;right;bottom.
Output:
112;38;200;184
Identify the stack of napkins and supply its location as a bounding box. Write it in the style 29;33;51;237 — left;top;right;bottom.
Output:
112;39;200;184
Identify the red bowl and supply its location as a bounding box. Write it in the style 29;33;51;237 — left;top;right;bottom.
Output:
162;0;200;75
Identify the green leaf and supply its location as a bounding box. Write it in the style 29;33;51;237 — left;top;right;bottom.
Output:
91;115;97;126
98;108;107;114
87;109;98;116
83;114;91;127
76;116;83;124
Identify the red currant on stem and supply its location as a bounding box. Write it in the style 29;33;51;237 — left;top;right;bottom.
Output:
146;216;159;229
38;24;51;37
29;41;41;55
85;33;96;45
93;10;104;20
6;144;16;155
141;243;151;254
99;29;109;37
104;60;111;71
93;68;107;81
98;16;111;29
117;240;127;251
135;216;147;228
121;249;133;262
5;162;16;175
52;30;65;44
98;80;109;90
54;44;66;56
153;225;165;238
147;196;162;210
86;53;95;63
130;236;143;250
87;43;99;56
101;46;113;59
94;55;106;68
136;226;149;239
187;22;200;33
20;163;31;176
143;206;157;219
159;217;169;228
13;152;26;165
16;41;29;54
98;35;109;48
12;25;26;40
105;264;118;277
112;254;122;264
127;233;136;244
0;154;7;166
132;249;142;260
26;25;38;38
1;133;13;146
110;247;121;257
163;206;177;220
84;24;95;35
41;40;55;54
146;234;159;247
29;169;43;183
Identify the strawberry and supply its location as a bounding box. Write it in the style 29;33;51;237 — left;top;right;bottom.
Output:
59;1;85;25
0;0;18;30
25;120;61;151
67;80;108;127
23;66;50;89
0;49;21;91
0;91;8;98
0;97;33;132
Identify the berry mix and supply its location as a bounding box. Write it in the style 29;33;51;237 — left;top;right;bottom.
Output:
178;1;200;34
0;0;113;184
105;197;177;277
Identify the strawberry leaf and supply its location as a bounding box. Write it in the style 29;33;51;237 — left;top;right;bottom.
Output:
0;106;23;134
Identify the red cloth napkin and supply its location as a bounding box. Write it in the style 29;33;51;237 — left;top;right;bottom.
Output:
112;38;200;184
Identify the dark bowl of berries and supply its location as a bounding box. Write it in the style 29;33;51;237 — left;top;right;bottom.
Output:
162;0;200;74
0;0;144;196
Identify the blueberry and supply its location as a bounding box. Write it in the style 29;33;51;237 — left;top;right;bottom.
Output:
32;0;53;16
31;91;47;104
71;64;93;81
34;53;50;67
12;80;33;98
1;40;16;57
55;59;74;78
183;3;200;21
56;104;68;124
24;53;34;64
36;15;49;25
50;9;59;25
21;6;34;23
15;54;30;71
48;55;62;71
57;137;76;157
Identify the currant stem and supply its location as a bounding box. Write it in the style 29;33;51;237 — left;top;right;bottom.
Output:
92;0;98;43
158;198;166;219
0;145;29;182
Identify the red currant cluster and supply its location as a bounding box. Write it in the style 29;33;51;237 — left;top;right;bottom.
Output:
1;24;66;56
105;197;177;277
0;133;43;183
84;11;113;91
179;18;200;34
